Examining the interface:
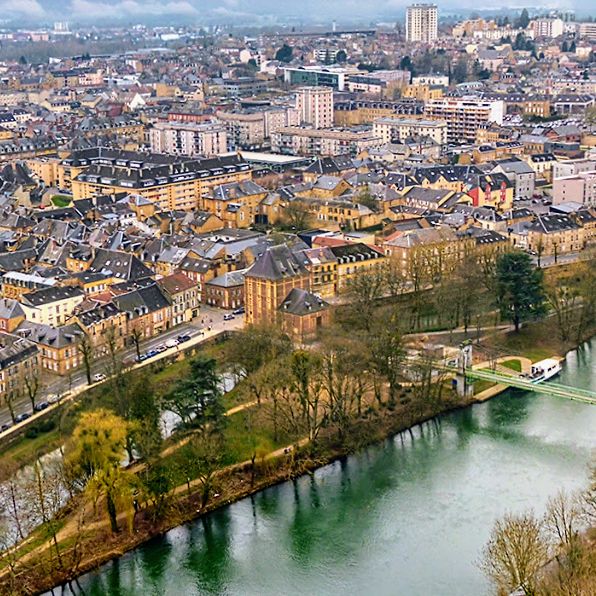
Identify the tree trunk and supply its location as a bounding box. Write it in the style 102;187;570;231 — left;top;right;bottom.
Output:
106;493;119;533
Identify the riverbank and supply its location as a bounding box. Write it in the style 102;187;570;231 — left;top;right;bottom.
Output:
5;329;595;595
4;391;479;594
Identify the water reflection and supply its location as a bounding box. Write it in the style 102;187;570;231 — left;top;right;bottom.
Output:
62;340;596;596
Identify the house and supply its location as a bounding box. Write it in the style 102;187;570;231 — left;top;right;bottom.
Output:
525;214;585;256
75;303;127;356
20;286;85;326
279;288;331;343
0;298;25;332
491;159;536;200
204;269;247;310
112;283;172;344
15;321;85;375
329;242;386;293
157;272;200;326
0;332;39;402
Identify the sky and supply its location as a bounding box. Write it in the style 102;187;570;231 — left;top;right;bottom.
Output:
0;0;584;24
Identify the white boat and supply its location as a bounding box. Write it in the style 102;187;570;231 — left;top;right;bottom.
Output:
528;359;561;384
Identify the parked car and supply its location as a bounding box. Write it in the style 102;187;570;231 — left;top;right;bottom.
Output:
223;313;235;321
155;344;167;353
1;422;12;432
177;334;191;343
15;412;31;423
93;373;107;383
146;349;158;358
34;401;49;412
232;307;245;315
166;338;178;348
47;394;60;404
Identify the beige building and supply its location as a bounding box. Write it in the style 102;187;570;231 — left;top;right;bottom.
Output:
296;86;334;129
149;121;227;157
20;286;85;327
424;97;504;143
373;117;447;145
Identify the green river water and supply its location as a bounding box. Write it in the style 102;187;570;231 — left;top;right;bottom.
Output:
68;340;596;596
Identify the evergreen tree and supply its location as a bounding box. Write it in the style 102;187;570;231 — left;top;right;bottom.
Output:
495;252;546;332
275;44;293;63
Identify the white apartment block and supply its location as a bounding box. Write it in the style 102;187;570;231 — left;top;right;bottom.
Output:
149;121;227;157
271;127;383;157
406;4;438;43
424;97;504;143
578;22;596;41
296;86;334;129
532;17;564;39
216;107;300;149
373;117;447;145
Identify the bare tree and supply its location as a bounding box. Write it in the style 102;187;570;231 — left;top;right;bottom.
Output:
77;334;94;386
23;372;41;411
480;511;550;596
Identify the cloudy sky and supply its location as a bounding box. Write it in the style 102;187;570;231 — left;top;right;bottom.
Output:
0;0;582;23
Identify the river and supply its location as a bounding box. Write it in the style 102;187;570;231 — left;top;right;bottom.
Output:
66;340;596;596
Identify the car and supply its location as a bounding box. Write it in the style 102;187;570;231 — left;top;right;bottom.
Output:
177;334;191;343
232;307;245;315
1;422;12;432
146;349;158;358
137;354;148;362
15;412;31;423
166;338;178;348
34;401;49;412
48;394;61;404
93;373;107;383
223;313;235;321
155;344;167;353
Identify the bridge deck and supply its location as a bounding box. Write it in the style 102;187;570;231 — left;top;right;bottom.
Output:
462;368;596;406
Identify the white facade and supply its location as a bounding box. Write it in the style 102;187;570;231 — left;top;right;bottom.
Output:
149;121;227;157
373;117;447;145
424;97;504;143
406;4;438;43
532;18;564;38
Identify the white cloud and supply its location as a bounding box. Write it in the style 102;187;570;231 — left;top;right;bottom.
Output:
0;0;45;17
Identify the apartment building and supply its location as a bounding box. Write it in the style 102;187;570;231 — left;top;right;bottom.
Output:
532;17;564;38
406;4;438;43
296;86;334;129
271;127;383;157
424;97;504;143
373;117;447;145
149;121;227;157
61;148;251;212
553;171;596;207
216;107;300;149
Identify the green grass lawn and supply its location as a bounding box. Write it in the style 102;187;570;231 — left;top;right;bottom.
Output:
501;359;522;372
51;195;72;207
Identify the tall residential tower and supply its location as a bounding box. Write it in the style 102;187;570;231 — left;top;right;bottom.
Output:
406;4;438;43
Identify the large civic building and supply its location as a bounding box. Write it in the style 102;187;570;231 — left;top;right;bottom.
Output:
406;4;438;43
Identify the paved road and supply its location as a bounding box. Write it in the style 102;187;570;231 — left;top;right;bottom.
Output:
0;306;244;430
532;251;589;268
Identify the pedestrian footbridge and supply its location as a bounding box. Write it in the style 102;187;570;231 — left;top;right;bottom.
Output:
461;367;596;406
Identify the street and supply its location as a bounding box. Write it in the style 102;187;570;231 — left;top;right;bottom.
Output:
0;306;244;431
